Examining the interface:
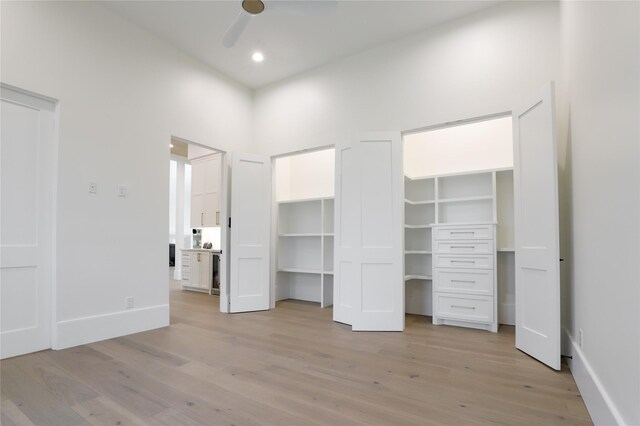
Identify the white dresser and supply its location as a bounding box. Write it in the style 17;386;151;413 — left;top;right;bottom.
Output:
431;223;498;332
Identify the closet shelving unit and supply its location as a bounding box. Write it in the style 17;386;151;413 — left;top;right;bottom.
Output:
404;168;515;325
404;176;435;283
276;196;334;307
403;177;435;316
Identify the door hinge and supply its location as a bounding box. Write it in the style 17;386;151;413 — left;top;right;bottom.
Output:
228;217;231;228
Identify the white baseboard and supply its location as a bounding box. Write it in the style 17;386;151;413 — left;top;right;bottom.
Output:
499;302;515;325
563;328;623;426
54;304;169;350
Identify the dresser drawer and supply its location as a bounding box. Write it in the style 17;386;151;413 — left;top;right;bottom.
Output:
434;294;494;323
434;225;494;240
434;240;494;255
434;269;494;296
434;254;493;269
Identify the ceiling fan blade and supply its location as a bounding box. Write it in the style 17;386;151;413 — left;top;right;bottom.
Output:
268;0;338;16
222;11;252;48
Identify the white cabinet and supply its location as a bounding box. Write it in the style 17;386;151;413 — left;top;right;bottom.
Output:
181;250;213;292
191;154;221;228
432;223;497;332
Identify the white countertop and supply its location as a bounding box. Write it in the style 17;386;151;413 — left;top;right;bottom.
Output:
181;248;222;253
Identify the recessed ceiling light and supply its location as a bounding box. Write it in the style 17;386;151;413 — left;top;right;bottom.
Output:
252;51;264;63
170;144;174;148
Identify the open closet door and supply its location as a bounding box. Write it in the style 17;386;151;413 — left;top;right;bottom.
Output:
229;152;271;313
351;132;404;331
513;82;561;370
333;142;356;325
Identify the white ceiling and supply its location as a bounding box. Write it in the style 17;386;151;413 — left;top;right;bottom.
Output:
99;0;502;89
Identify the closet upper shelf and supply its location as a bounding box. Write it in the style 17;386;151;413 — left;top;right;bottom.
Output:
404;199;435;205
438;195;493;203
277;196;334;204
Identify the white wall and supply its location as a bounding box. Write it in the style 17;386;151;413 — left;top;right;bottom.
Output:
404;116;513;178
0;1;253;348
561;1;640;425
254;1;560;156
275;149;335;201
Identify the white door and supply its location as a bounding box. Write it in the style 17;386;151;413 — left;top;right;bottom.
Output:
229;152;271;313
351;132;404;331
1;85;56;359
513;82;561;370
333;142;356;325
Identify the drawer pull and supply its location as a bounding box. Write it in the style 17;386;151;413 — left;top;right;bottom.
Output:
451;305;476;310
452;246;475;249
451;260;475;264
451;279;476;284
451;231;474;235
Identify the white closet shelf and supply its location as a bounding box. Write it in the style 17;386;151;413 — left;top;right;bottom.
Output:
277;196;332;204
404;199;435;205
278;268;322;274
278;233;322;237
405;250;432;254
323;270;334;275
438;195;493;204
323;233;334;237
404;275;432;281
498;247;515;252
404;225;432;229
404;175;434;182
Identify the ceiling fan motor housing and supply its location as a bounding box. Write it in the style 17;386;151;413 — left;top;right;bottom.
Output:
242;0;265;15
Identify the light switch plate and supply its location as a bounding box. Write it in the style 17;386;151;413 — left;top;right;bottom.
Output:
117;184;128;197
89;182;97;194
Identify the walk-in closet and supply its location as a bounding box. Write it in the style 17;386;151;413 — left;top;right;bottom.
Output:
273;148;335;307
403;116;515;331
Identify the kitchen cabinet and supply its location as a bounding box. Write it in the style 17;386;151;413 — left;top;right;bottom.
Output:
191;154;221;228
181;250;213;292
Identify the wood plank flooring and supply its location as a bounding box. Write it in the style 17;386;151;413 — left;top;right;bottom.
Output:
1;277;592;425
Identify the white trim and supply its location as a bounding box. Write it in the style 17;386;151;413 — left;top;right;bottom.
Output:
563;328;623;426
54;305;169;350
402;111;512;137
0;82;58;106
271;144;335;160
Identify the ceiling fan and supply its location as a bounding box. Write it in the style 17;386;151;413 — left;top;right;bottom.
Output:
223;0;338;48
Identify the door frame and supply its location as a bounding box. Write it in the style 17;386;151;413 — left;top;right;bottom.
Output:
168;137;229;312
1;83;60;353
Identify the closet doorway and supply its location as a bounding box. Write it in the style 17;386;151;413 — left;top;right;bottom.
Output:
402;115;515;332
270;147;335;310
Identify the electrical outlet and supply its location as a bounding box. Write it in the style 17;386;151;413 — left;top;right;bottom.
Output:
578;329;583;349
117;184;128;198
89;182;97;194
125;296;134;309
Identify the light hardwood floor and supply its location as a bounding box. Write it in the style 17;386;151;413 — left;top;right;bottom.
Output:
1;275;592;426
